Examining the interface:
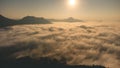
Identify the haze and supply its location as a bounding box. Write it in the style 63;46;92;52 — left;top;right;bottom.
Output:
0;0;120;20
0;0;120;68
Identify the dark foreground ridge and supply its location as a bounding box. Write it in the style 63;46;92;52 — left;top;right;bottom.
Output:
0;57;106;68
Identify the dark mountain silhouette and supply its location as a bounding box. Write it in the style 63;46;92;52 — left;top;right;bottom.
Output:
48;17;84;22
0;15;51;27
19;16;51;24
0;15;16;27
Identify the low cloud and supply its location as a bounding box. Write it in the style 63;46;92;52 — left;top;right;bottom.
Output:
0;23;120;68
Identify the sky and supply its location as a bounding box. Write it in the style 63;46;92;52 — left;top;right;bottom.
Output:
0;0;120;20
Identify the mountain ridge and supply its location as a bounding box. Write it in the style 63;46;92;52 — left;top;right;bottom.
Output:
48;17;84;22
0;15;51;27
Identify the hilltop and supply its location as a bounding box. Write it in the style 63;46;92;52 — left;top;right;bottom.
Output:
0;15;51;27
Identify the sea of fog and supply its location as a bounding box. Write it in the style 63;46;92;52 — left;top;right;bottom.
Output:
0;22;120;68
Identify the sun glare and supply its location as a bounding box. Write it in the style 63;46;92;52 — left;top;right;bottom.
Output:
69;0;76;6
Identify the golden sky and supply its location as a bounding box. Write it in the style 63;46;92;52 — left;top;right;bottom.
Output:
0;0;120;20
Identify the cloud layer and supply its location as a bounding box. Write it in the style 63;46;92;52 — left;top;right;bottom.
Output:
0;22;120;68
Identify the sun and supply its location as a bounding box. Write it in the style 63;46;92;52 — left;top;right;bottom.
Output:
69;0;76;6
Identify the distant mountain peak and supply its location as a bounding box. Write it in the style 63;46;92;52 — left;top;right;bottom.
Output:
48;17;84;22
22;16;45;20
66;17;75;20
64;17;83;22
22;16;36;19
